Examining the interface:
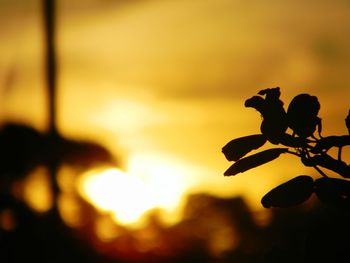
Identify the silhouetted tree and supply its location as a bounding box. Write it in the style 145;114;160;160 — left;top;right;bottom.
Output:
40;0;115;211
0;1;116;262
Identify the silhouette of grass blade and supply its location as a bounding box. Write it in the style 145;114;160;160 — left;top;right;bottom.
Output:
314;177;350;206
261;175;314;208
224;148;288;176
222;134;266;161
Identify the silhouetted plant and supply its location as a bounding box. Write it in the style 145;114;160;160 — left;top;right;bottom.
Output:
222;87;350;208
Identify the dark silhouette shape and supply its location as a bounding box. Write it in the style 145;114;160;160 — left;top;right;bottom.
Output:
0;123;115;182
222;87;350;208
287;94;321;138
43;0;58;137
261;175;314;208
314;177;350;206
0;124;46;179
222;88;350;262
222;134;266;161
40;0;117;208
0;1;118;262
224;148;288;176
245;87;288;144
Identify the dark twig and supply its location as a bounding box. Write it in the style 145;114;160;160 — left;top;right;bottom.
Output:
313;165;328;178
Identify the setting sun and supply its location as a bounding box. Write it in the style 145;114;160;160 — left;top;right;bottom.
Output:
1;0;350;261
78;168;155;226
77;153;194;227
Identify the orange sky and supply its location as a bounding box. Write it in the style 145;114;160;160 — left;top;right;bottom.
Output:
0;0;350;212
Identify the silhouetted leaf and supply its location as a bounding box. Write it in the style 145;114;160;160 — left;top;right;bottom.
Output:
261;175;314;208
312;135;350;154
260;119;288;145
245;88;288;144
302;154;350;178
279;133;309;148
346;110;350;135
258;87;288;145
258;87;281;99
222;134;266;161
287;94;321;138
315;177;350;206
244;96;265;112
224;148;288;176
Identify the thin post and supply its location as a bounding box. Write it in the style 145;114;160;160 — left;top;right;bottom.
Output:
43;0;57;137
43;0;60;209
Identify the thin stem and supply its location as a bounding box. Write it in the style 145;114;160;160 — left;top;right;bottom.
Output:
287;150;328;178
304;150;328;178
286;150;302;157
311;135;320;141
338;146;342;161
313;165;328;178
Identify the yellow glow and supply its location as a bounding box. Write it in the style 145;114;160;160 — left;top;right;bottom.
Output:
93;97;160;133
78;168;156;227
22;166;53;213
58;193;82;228
94;216;121;242
77;153;195;227
57;166;78;193
208;225;238;257
127;153;191;211
3;0;350;237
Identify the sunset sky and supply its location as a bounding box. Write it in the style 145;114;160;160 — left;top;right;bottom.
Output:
1;0;350;216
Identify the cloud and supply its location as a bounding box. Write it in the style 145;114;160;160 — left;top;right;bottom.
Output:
50;0;350;99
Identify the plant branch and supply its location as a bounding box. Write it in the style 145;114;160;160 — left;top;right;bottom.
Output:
287;150;328;177
313;165;328;178
286;150;302;157
338;146;342;161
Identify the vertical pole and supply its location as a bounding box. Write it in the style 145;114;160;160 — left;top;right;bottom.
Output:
43;0;60;212
43;0;57;137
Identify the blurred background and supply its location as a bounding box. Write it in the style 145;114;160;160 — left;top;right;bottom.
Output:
0;0;349;262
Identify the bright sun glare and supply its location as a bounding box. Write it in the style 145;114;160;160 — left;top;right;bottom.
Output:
78;153;193;227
